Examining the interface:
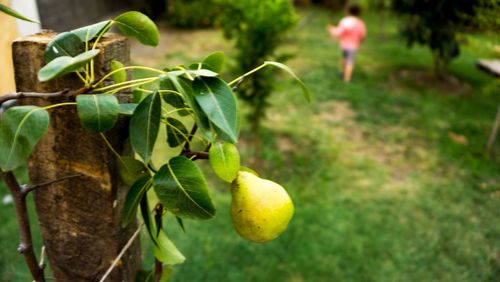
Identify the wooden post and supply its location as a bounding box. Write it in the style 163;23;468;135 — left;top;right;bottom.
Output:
12;31;140;281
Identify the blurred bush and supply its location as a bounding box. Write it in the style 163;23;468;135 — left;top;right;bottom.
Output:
294;0;348;10
166;0;221;28
218;0;298;147
392;0;485;75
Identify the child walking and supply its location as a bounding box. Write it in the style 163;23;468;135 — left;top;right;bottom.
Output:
328;4;366;82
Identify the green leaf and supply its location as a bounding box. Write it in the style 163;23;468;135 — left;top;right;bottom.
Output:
154;209;163;237
159;76;190;116
121;176;151;227
159;266;174;282
153;229;185;265
118;103;137;116
0;106;49;171
132;88;145;103
168;75;214;141
159;77;185;109
264;61;311;102
130;92;161;163
113;11;159;46
0;3;38;23
71;20;111;42
167;69;218;78
202;51;225;73
153;156;215;219
110;60;127;84
76;94;119;132
193;77;239;143
44;32;84;63
140;194;157;246
162;93;190;116
209;142;240;183
38;49;100;82
118;156;149;186
165;118;188;148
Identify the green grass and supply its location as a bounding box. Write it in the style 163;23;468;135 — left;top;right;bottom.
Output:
2;7;500;282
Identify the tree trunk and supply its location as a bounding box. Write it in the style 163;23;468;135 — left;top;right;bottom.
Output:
12;31;141;281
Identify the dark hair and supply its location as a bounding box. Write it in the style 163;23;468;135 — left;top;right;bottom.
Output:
347;4;361;16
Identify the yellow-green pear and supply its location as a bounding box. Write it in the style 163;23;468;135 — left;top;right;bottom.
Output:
231;171;294;243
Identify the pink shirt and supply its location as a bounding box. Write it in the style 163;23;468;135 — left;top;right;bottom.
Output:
329;16;366;50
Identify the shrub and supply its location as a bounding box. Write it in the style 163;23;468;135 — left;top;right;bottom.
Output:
166;0;221;28
218;0;298;155
391;0;481;75
294;0;348;10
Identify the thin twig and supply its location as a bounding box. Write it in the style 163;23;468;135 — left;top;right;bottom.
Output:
1;171;45;282
99;223;143;282
22;174;82;197
39;246;46;269
181;151;209;160
181;124;198;154
0;87;88;105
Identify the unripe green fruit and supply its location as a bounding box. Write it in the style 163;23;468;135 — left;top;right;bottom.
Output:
231;171;294;243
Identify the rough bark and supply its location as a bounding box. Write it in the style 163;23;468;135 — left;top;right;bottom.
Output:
12;31;140;281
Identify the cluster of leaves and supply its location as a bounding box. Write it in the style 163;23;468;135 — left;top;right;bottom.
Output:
218;0;299;135
293;0;347;10
166;0;222;29
0;9;308;278
471;0;500;32
391;0;481;73
367;0;391;12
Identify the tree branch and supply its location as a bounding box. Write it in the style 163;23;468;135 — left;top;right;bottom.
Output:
21;174;82;197
0;87;89;106
1;171;45;282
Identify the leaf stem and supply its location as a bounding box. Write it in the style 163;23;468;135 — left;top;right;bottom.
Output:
93;66;166;88
89;21;113;83
228;63;268;86
93;77;158;93
42;102;77;110
99;133;127;169
107;79;159;94
75;71;88;86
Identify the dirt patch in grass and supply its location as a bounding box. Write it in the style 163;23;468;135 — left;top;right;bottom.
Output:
389;68;472;96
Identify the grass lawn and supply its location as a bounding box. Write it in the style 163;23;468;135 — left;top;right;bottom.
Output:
2;8;500;282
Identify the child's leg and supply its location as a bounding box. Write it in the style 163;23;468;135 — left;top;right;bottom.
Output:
343;49;357;82
340;50;347;75
344;64;353;82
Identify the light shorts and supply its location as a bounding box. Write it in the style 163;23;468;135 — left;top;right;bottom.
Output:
342;48;357;65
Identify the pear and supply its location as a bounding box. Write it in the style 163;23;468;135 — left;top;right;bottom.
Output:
231;171;294;243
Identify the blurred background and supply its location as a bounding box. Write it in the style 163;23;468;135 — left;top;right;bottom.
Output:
1;0;500;281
